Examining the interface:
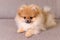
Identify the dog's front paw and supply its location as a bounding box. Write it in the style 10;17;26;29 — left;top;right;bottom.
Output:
41;27;47;31
25;30;33;37
17;28;24;33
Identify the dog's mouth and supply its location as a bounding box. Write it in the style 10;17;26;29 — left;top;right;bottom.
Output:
25;20;32;24
25;20;33;24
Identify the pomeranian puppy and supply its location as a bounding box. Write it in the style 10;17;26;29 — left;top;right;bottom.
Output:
15;4;56;37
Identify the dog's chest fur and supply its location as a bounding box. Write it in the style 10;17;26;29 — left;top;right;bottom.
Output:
15;15;44;31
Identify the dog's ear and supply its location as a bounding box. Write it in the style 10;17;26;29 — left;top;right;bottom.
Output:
32;7;38;12
30;4;42;14
17;5;27;15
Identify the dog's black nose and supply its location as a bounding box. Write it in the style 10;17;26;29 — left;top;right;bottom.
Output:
26;20;31;23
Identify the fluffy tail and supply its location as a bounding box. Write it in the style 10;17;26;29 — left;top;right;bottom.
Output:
43;6;51;12
43;6;56;28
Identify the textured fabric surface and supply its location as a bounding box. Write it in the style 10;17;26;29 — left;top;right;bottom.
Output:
0;0;59;18
0;19;60;40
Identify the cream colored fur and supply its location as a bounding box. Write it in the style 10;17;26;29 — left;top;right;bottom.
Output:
15;5;56;37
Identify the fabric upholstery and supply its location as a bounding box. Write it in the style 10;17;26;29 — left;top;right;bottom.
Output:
0;19;60;40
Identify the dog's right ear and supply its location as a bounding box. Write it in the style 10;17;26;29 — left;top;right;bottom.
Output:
17;5;27;15
17;8;23;16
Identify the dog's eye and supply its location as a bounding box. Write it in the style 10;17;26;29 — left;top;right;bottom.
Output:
24;17;26;19
30;17;33;19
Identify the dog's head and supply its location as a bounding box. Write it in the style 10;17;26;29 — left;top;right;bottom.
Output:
17;4;42;23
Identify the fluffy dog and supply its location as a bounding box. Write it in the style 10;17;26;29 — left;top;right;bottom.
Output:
15;4;56;37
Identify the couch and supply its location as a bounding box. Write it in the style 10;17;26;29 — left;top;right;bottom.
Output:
0;0;60;40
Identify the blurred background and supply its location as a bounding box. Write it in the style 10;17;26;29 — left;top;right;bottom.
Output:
0;0;59;19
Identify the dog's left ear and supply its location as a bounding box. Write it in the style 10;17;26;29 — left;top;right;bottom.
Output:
30;4;42;14
31;6;38;11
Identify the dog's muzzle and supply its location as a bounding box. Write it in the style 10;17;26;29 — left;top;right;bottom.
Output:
25;20;31;23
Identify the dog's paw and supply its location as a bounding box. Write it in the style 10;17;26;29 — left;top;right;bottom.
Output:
41;27;47;31
17;28;24;33
25;30;33;37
